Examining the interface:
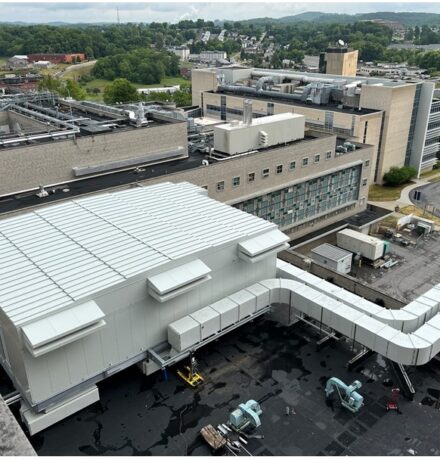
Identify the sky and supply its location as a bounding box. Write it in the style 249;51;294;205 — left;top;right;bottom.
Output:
1;1;440;24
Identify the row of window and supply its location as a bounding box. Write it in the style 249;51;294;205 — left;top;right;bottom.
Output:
235;165;362;228
431;103;440;114
214;152;334;192
428;121;440;131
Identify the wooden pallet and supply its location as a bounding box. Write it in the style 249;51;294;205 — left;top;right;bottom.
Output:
200;424;227;451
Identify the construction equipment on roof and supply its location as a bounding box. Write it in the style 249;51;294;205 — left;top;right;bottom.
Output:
177;353;204;387
229;399;263;431
325;377;364;413
386;388;401;411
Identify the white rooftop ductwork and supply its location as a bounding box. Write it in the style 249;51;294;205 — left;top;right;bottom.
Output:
167;260;440;366
168;273;440;366
277;261;440;333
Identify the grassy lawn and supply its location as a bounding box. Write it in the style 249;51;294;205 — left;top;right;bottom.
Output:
135;76;190;88
399;205;440;226
368;183;413;202
81;76;189;102
179;61;193;69
420;168;440;179
380;214;399;228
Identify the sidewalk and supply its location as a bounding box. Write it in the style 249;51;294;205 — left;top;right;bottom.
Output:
368;172;440;211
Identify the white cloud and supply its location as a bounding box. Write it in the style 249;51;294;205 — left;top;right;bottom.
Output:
0;2;440;23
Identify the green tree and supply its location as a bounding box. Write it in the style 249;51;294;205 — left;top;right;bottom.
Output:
38;74;61;92
172;89;192;107
414;25;421;42
383;166;417;186
85;46;94;60
61;79;86;100
404;27;414;42
103;78;139;104
93;48;179;84
155;32;165;50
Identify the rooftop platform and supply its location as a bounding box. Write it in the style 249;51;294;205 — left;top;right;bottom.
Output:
9;315;440;455
344;204;394;229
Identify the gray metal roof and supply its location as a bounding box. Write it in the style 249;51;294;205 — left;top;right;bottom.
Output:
0;182;274;327
311;243;352;262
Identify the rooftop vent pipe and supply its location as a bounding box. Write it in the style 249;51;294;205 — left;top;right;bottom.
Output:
243;99;253;125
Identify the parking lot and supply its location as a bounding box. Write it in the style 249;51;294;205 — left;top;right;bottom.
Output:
410;181;440;218
353;232;440;303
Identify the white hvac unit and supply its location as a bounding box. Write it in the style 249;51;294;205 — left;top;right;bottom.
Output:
213;113;305;155
337;229;385;261
310;243;353;274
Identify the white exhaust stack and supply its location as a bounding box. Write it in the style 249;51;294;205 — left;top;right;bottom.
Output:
243;99;253;126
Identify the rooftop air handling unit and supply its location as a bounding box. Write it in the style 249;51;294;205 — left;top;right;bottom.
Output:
213;112;305;155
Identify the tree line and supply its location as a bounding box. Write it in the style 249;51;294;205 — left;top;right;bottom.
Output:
92;48;180;84
1;20;439;68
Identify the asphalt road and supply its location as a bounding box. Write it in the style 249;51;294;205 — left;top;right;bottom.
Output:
54;60;97;78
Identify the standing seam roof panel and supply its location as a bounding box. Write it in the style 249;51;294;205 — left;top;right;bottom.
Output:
0;182;276;326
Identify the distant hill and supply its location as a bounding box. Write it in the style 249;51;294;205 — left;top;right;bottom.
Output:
241;11;440;27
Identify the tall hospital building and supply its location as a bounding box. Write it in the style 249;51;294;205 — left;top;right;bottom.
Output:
192;66;438;180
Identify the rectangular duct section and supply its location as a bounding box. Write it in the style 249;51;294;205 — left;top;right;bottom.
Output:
72;146;186;177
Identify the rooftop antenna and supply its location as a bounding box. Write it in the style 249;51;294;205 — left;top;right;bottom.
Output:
338;39;345;47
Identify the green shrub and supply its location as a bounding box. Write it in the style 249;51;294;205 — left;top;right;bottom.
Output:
383;166;417;186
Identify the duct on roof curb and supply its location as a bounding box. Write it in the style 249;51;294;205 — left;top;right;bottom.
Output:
168;274;440;366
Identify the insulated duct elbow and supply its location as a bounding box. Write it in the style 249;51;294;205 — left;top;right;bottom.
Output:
256;76;276;92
